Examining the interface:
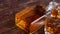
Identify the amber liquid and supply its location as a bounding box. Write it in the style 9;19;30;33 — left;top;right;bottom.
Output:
15;5;45;33
29;17;45;33
46;17;60;34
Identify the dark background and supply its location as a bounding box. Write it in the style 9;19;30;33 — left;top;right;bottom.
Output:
0;0;60;34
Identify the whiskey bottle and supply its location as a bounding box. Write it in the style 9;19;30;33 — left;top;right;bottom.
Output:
45;4;60;34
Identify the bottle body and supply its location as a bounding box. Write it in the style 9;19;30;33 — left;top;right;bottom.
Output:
45;17;60;34
45;4;60;34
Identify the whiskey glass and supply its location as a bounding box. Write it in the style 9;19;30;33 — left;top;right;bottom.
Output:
15;5;46;34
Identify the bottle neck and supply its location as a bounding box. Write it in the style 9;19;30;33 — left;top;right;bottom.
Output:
46;0;58;11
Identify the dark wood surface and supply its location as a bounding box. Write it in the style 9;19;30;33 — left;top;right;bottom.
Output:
0;0;60;34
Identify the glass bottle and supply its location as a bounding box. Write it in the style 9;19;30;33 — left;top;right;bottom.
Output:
45;4;60;34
